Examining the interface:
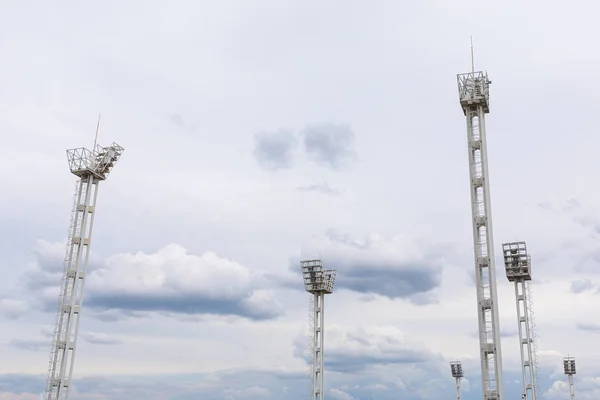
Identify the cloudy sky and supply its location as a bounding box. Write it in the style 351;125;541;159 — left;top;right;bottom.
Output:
1;1;600;399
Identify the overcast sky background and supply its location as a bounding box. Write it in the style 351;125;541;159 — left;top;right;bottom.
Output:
1;1;600;399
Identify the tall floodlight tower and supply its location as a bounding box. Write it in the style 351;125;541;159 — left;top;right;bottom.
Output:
45;138;124;400
563;357;576;400
502;241;538;400
301;259;337;400
457;44;505;400
450;361;464;400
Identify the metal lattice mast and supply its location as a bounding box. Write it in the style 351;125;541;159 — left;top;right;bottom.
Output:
502;242;537;400
45;140;124;400
526;282;541;398
301;260;337;400
563;357;576;400
450;361;464;400
307;293;315;400
457;44;504;400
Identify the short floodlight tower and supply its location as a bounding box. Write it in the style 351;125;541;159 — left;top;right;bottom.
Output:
502;241;538;400
45;139;124;400
450;361;464;400
301;259;337;400
563;357;576;400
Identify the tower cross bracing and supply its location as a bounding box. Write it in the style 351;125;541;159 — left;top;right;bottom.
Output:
457;67;505;400
301;259;336;400
45;142;124;400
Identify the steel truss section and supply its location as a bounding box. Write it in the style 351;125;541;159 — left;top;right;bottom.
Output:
458;69;504;400
45;142;124;400
301;260;336;400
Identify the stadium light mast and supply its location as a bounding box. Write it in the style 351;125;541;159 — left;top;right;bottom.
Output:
301;259;336;400
450;361;464;400
457;39;504;400
563;356;576;400
502;241;539;400
45;124;124;400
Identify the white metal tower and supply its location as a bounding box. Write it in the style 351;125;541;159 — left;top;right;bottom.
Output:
457;45;505;400
301;259;336;400
450;361;464;400
563;357;576;400
45;139;124;400
502;241;538;400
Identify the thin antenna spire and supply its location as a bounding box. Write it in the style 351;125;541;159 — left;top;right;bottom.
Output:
470;35;475;74
93;112;101;152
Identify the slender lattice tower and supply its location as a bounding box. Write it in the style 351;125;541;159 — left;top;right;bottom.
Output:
44;129;124;400
563;356;576;400
450;361;464;400
301;259;337;400
457;42;505;400
502;241;538;400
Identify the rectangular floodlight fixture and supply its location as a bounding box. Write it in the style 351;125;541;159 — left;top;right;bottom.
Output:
564;357;576;375
450;361;463;378
301;259;336;294
67;142;125;180
502;241;531;281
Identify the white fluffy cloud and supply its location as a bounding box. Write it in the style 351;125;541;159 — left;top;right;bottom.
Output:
12;241;284;321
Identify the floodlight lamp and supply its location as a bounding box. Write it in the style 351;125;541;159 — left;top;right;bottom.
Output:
67;142;125;180
563;357;576;375
450;361;463;378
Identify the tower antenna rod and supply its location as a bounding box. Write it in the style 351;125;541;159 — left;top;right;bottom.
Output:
92;113;101;151
470;36;475;74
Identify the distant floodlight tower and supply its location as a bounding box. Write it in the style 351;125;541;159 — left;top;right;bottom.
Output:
502;241;538;400
450;361;464;400
563;356;576;400
457;41;504;400
301;259;337;400
45;136;124;400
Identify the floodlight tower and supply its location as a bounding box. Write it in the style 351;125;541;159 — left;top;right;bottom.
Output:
301;259;337;400
563;357;576;400
450;361;464;400
502;241;538;400
44;135;124;400
457;42;505;400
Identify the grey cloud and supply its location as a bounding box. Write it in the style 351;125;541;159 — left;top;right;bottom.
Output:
293;326;437;374
0;298;30;319
170;113;184;127
8;338;48;352
469;328;517;339
0;364;562;400
537;201;554;210
0;369;306;400
302;123;357;170
327;347;432;374
292;230;447;301
339;265;439;301
543;198;600;234
500;328;518;338
81;332;124;345
297;182;340;196
86;293;281;321
576;322;600;332
252;129;298;171
0;374;44;396
570;279;595;293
